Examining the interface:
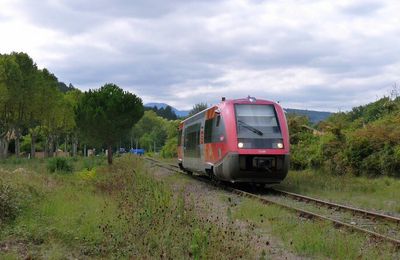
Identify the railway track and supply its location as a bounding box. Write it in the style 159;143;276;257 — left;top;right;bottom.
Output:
143;157;400;248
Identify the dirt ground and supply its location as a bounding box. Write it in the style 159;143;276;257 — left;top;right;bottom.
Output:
147;164;307;260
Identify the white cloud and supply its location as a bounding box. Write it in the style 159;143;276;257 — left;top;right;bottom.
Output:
0;0;399;112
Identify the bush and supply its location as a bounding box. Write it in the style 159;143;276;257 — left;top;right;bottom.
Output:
47;157;73;173
161;137;177;158
82;156;105;170
0;182;20;223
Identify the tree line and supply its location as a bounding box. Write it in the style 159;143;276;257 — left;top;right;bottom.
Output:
0;52;80;159
0;51;209;164
0;52;146;164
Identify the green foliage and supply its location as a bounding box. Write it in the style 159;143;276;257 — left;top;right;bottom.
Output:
76;83;143;146
133;111;169;152
76;83;143;163
0;52;81;159
344;118;400;176
47;157;73;173
161;137;178;158
161;119;180;158
287;114;311;145
289;93;400;177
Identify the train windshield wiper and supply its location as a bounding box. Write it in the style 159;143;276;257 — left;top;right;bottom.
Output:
238;120;263;136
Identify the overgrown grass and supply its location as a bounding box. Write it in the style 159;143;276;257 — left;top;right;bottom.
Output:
0;155;252;258
278;170;400;214
0;157;47;173
47;157;73;173
233;198;399;259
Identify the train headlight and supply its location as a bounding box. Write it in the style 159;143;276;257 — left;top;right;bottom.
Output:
277;142;284;149
238;142;244;148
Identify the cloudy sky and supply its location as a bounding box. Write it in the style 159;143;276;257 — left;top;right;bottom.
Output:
0;0;399;111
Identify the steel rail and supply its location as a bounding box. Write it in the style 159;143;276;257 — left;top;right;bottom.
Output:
143;157;400;248
271;189;400;224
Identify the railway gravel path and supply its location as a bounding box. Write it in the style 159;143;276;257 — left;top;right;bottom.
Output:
145;158;307;259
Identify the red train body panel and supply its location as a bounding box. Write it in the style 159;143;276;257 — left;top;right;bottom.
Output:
178;97;290;183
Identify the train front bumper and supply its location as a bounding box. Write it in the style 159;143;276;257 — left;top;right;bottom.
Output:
214;152;290;184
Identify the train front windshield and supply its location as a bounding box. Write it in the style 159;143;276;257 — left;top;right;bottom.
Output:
235;104;283;149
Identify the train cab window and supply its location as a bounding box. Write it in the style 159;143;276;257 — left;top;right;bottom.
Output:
204;116;226;143
235;104;283;149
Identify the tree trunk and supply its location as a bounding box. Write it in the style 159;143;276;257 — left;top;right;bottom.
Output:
30;133;36;158
0;137;9;159
44;137;48;157
72;137;77;157
107;144;113;165
55;136;59;156
48;136;54;157
65;134;68;154
0;138;4;159
15;128;20;158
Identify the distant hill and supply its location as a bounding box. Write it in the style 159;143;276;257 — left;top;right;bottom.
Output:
145;103;331;122
285;108;331;124
145;103;189;117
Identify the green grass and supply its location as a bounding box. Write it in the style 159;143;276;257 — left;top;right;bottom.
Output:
0;157;47;173
233;198;399;259
278;169;400;214
0;155;252;258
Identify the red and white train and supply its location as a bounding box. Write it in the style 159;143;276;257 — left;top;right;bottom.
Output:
177;96;290;184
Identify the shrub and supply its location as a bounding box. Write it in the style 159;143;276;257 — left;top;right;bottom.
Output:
161;137;177;158
82;156;105;170
47;157;73;173
0;182;20;223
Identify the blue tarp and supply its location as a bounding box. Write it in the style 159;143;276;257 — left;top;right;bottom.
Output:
129;148;145;155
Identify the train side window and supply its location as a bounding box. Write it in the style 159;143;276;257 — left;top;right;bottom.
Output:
204;119;213;143
184;123;201;157
216;115;220;127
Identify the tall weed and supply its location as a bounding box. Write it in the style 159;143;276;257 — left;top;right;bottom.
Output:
47;157;73;173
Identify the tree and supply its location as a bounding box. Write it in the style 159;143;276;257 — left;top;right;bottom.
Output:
0;54;22;158
63;90;82;156
34;68;62;157
75;83;143;164
132;110;167;152
188;102;208;117
161;119;180;158
11;52;38;157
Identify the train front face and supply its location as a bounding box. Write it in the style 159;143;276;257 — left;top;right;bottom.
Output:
216;98;290;184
